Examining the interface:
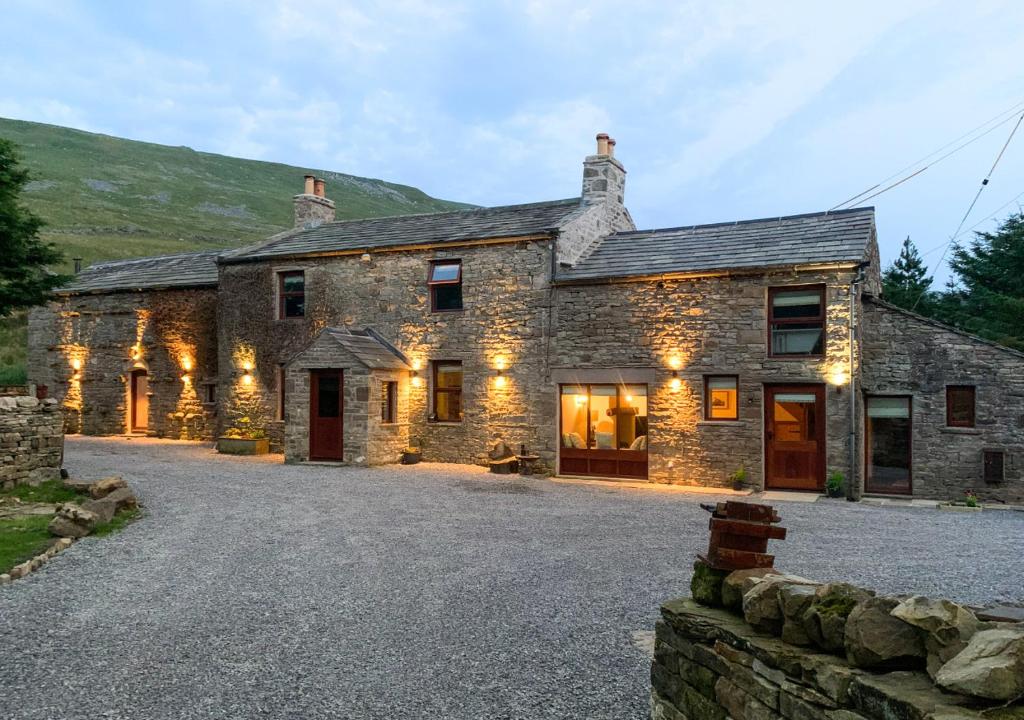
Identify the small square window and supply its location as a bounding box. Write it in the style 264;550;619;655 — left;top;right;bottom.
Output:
431;361;463;422
768;286;825;357
279;271;305;319
428;260;463;312
983;450;1004;484
704;376;739;420
946;386;975;428
381;381;397;424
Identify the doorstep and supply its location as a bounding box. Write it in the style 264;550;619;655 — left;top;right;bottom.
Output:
751;490;821;504
550;476;753;495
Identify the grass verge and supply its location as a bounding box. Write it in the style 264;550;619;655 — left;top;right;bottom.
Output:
0;515;53;574
3;479;85;504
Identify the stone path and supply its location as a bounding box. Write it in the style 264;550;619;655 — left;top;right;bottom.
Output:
1;437;1022;719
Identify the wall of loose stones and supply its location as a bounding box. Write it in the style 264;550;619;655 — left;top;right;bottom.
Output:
27;288;218;440
861;299;1024;503
0;396;63;489
552;270;862;487
218;239;558;468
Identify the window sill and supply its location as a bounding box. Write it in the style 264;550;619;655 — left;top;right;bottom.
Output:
428;420;463;426
430;309;465;314
940;427;982;435
766;355;825;361
697;420;747;427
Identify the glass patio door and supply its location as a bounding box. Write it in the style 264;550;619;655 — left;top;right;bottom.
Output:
559;384;648;478
865;396;912;495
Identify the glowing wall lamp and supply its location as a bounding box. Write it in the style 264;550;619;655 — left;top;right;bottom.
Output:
828;366;850;394
241;360;254;385
410;359;423;387
493;357;507;388
667;355;682;391
70;357;82;373
181;355;193;382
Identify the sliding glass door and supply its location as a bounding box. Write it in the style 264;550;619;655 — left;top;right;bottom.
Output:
559;384;648;478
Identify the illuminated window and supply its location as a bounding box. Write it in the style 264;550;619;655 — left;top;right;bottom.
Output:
381;381;397;424
428;260;463;312
946;386;975;427
704;376;739;420
769;286;825;357
430;361;463;422
278;271;305;319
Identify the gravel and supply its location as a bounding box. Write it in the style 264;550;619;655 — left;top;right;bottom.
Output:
2;437;1022;719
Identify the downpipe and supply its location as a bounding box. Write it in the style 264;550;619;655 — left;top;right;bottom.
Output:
847;265;866;501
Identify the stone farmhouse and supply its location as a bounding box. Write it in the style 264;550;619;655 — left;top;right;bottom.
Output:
28;134;1024;502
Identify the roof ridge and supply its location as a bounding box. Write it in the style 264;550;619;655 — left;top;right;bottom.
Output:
611;206;875;237
310;196;582;229
85;249;221;271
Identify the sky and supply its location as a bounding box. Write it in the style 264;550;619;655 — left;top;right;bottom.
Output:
3;0;1024;281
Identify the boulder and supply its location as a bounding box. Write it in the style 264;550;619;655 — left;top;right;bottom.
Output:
47;502;98;538
691;561;729;607
722;568;780;611
81;498;116;524
743;576;815;635
802;583;874;654
89;476;127;499
62;477;93;493
101;487;138;512
845;596;925;669
779;584;818;646
934;626;1024;701
891;596;980;678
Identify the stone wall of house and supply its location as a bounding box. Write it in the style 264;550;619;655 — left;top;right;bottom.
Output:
226;238;556;468
653;567;1024;720
367;369;411;466
861;298;1024;503
27;288;218;440
552;270;862;487
0;396;63;489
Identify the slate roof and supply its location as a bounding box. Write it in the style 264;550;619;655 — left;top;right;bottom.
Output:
324;328;410;370
59;250;221;294
557;207;875;282
222;198;585;262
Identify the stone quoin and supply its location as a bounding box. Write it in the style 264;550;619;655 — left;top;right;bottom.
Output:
26;133;1024;501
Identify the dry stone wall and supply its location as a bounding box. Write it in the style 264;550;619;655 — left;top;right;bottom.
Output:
0;396;63;489
861;298;1024;503
653;568;1024;720
27;289;218;440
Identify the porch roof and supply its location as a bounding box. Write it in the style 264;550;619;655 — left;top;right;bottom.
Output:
324;328;411;370
556;206;875;282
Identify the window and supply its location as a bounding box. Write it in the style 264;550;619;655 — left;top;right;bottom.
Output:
704;376;739;420
202;382;216;405
769;286;825;357
278;271;305;319
428;260;463;312
381;380;397;424
983;450;1005;484
865;396;912;495
431;361;463;422
946;386;975;428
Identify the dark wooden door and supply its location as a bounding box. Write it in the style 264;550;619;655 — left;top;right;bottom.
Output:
130;369;149;432
310;370;343;460
764;384;825;491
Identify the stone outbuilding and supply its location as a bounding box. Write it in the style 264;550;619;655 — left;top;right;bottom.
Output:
283;327;411;466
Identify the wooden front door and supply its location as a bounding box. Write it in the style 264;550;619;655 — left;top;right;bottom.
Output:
764;384;825;491
130;369;149;433
309;370;343;461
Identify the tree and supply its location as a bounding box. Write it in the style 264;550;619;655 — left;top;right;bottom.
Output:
0;138;67;316
881;236;934;313
939;212;1024;351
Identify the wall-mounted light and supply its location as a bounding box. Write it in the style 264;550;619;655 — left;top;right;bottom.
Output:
828;366;850;393
70;357;82;372
494;371;506;389
669;371;682;391
131;344;142;361
242;360;253;372
181;356;193;372
241;373;253;386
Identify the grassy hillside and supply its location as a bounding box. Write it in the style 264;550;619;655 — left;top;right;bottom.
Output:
0;117;471;382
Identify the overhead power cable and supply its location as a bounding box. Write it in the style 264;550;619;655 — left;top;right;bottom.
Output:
830;98;1024;211
910;110;1024;311
918;188;1024;258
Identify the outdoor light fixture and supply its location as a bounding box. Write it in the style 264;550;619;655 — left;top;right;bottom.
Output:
131;345;142;361
494;370;506;389
241;373;253;386
70;358;82;372
669;370;682;391
182;356;193;372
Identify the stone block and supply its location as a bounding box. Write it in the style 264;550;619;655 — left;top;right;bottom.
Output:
803;583;874;654
723;568;780;611
89;475;127;499
845;597;925;670
716;677;782;720
934;626;1024;701
692;560;730;607
891;596;980;678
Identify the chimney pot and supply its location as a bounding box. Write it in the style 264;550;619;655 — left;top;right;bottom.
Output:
303;174;315;195
608;138;616;158
314;178;326;198
596;133;610;156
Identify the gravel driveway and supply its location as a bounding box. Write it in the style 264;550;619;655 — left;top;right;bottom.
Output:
2;437;1022;720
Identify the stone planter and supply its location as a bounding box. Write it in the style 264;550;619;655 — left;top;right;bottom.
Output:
938;503;983;513
217;437;269;455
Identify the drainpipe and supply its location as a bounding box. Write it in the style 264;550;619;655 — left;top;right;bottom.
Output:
847;264;867;501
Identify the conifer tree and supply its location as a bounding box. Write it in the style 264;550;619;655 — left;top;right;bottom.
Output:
881;236;933;312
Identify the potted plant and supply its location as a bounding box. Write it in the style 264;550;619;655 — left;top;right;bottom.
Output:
729;465;748;492
217;418;270;455
938;489;983;512
825;470;844;498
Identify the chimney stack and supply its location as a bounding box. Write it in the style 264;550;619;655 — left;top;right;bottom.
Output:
293;174;336;228
582;132;626;207
73;257;82;274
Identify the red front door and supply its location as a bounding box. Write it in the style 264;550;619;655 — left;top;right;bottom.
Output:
310;370;343;461
764;384;825;491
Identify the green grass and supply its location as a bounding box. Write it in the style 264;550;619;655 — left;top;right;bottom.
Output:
0;116;473;381
2;479;85;504
92;507;141;537
0;515;52;574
